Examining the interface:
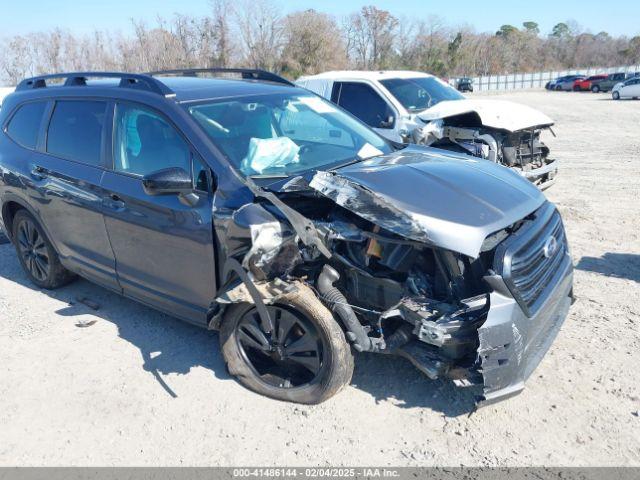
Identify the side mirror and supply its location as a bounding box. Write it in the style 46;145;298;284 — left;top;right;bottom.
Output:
142;167;193;196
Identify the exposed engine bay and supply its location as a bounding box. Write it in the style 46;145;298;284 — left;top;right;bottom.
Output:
410;113;558;190
211;150;574;406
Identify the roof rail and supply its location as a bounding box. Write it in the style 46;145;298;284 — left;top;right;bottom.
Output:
15;72;176;97
147;68;294;86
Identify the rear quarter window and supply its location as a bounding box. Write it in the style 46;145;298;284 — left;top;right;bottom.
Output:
6;101;47;149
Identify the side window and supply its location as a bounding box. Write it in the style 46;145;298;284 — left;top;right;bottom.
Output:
6;101;47;149
113;103;191;177
47;101;106;166
335;82;395;129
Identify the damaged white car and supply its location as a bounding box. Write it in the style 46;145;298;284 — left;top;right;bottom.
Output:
297;71;559;190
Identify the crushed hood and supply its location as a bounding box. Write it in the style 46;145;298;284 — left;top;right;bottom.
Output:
417;99;554;132
309;146;545;258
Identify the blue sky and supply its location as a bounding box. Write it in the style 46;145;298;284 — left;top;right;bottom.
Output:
3;0;637;37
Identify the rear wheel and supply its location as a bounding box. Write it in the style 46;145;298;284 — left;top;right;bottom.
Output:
220;285;354;404
591;85;600;93
12;210;76;289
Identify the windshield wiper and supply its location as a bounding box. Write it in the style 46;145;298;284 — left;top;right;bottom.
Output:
327;156;367;171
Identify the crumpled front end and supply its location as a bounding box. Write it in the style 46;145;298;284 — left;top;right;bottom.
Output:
476;202;574;404
398;100;559;190
210;152;572;406
478;266;573;405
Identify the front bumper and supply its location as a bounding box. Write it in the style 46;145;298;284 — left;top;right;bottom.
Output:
514;158;559;191
476;255;573;406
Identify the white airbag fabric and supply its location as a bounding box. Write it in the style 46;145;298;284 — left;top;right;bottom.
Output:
241;137;300;175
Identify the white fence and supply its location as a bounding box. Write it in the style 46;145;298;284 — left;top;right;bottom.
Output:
468;65;640;91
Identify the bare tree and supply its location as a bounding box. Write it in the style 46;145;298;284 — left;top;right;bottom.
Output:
1;5;638;86
344;6;398;69
210;0;234;67
281;9;346;77
233;0;284;71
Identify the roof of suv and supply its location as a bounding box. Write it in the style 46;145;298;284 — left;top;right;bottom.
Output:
156;77;296;103
9;71;299;105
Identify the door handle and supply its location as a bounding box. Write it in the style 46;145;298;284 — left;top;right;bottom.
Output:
30;165;47;181
105;194;126;210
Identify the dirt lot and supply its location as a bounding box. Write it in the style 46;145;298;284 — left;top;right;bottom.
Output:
0;90;639;467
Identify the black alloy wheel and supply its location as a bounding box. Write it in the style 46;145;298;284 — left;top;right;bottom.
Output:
16;217;50;282
11;210;76;289
220;286;354;404
235;305;323;388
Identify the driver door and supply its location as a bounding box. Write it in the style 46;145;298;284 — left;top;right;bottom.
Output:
100;101;216;325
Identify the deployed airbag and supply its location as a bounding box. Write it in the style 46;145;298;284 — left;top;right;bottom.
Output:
241;137;300;175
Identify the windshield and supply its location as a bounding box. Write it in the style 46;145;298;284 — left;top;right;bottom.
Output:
380;77;464;112
187;92;392;177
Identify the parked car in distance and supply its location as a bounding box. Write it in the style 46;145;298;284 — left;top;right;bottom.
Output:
592;72;630;92
554;75;585;91
612;76;640;100
546;75;581;90
297;70;559;189
0;70;574;406
455;77;473;92
545;77;564;90
573;74;607;91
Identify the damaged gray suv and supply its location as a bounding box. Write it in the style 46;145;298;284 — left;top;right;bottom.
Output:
0;70;574;405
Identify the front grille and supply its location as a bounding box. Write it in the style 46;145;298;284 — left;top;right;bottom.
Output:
494;203;569;317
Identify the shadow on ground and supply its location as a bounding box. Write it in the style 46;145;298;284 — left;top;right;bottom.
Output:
576;252;640;283
0;244;476;416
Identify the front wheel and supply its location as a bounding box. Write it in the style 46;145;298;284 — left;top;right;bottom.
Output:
591;85;600;93
612;91;620;100
220;284;354;404
12;210;76;289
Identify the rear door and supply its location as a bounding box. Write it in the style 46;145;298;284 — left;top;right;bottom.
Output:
100;101;216;325
27;98;119;290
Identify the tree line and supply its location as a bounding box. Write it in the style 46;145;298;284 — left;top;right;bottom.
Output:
1;0;639;85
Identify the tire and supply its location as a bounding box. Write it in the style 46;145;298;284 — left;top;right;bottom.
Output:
11;210;76;289
220;284;354;404
555;85;562;91
573;86;580;91
612;91;620;100
591;85;600;93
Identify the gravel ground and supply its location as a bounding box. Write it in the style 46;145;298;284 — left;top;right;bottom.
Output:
0;90;639;467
